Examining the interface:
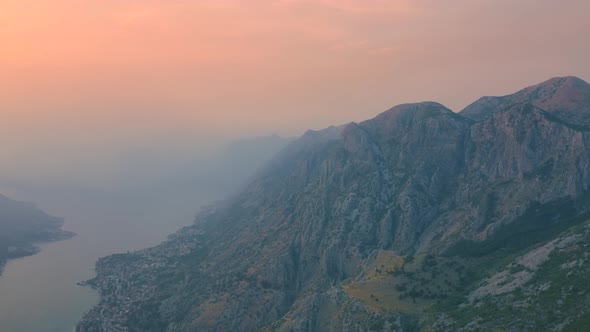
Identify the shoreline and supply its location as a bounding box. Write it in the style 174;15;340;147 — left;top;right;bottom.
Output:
0;230;76;277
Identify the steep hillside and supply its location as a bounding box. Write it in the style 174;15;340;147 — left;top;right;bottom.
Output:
78;77;590;331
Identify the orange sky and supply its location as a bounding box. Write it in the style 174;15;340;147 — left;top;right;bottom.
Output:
1;0;589;182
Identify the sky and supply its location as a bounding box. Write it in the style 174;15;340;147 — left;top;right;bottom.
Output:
1;0;589;184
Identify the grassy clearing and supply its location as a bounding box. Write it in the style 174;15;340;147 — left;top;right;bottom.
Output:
343;251;473;312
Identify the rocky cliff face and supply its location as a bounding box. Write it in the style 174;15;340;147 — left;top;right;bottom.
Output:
78;77;590;331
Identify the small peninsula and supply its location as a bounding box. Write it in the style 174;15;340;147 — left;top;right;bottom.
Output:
0;194;75;275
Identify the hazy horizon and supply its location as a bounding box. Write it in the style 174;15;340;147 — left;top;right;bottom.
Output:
1;1;590;331
2;0;590;187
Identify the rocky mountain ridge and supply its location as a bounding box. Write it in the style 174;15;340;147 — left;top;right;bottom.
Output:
461;76;590;125
78;76;590;331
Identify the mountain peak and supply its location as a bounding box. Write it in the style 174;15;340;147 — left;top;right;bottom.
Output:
378;101;451;116
461;76;590;124
532;75;589;88
367;101;456;128
516;76;590;101
300;124;349;143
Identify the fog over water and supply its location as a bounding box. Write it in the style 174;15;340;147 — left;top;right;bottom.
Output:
0;137;289;332
0;182;214;331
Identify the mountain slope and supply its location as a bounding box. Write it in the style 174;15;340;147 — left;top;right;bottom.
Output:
78;77;590;332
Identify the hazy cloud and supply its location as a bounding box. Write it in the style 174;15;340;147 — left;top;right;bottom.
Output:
0;0;589;182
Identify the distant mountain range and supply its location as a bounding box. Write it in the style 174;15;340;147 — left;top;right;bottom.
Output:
0;194;74;274
78;76;590;331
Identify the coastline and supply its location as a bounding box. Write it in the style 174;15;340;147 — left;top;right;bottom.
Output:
0;229;76;277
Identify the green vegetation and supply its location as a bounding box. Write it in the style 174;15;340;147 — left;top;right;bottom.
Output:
437;218;590;331
344;197;590;330
563;313;590;332
446;198;581;257
343;252;476;314
126;299;167;332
